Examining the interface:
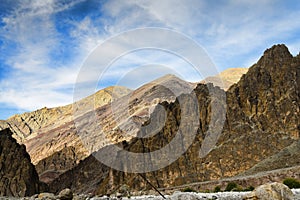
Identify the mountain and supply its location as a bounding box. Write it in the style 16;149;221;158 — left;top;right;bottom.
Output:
0;86;132;163
201;67;248;90
0;86;132;143
48;44;300;194
1;74;192;184
0;128;46;196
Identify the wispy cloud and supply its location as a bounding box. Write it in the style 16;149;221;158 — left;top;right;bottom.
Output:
0;0;299;119
0;0;85;112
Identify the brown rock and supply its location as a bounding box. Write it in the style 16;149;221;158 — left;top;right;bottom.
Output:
38;192;56;200
58;188;73;200
0;128;43;197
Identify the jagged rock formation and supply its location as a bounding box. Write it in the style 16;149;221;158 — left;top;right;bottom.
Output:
202;67;248;90
198;44;299;178
0;128;44;197
49;44;299;194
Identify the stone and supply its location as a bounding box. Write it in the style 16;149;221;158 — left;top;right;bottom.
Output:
58;188;73;200
243;182;294;200
37;192;56;200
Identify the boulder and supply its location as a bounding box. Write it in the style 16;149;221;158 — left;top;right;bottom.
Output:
58;188;73;200
243;182;294;200
38;192;56;200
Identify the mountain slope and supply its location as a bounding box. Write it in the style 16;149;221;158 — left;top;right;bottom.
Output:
202;68;248;90
241;139;300;176
0;86;132;143
13;74;193;184
49;44;300;194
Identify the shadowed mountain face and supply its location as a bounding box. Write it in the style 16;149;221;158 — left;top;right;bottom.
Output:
49;44;299;195
35;146;86;184
0;129;45;197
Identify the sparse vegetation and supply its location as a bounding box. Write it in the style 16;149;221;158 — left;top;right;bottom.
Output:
182;187;196;192
225;182;238;191
283;178;300;189
232;186;244;192
214;186;221;192
243;186;255;191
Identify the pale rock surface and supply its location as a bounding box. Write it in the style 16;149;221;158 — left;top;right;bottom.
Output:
243;182;294;200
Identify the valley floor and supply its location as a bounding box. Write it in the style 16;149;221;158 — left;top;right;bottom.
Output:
0;189;300;200
94;189;300;199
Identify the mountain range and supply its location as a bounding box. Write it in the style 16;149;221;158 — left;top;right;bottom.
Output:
0;44;299;197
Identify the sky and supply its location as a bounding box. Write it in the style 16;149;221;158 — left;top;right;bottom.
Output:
0;0;300;119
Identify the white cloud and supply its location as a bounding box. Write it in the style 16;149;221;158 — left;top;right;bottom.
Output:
0;0;300;117
0;0;85;112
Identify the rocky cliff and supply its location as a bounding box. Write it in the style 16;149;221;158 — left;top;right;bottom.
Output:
0;128;44;197
49;44;299;195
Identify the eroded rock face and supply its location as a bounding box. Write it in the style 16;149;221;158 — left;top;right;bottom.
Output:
0;128;42;197
49;44;300;195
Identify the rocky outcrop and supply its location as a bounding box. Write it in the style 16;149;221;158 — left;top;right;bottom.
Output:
49;44;299;195
0;128;44;197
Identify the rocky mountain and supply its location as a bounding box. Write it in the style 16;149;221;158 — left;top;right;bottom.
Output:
49;44;299;195
0;128;45;197
0;86;131;143
201;67;248;90
2;74;192;184
0;86;132;165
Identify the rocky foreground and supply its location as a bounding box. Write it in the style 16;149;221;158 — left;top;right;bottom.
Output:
1;183;299;200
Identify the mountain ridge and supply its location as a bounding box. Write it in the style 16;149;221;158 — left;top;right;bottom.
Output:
49;44;300;195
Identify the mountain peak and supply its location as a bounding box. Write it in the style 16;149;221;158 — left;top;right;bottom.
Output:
263;44;291;56
258;44;293;66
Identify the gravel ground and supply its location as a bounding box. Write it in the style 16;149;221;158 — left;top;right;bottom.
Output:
0;189;299;200
91;189;300;200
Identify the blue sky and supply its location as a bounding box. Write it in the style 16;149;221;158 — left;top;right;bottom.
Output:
0;0;300;119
